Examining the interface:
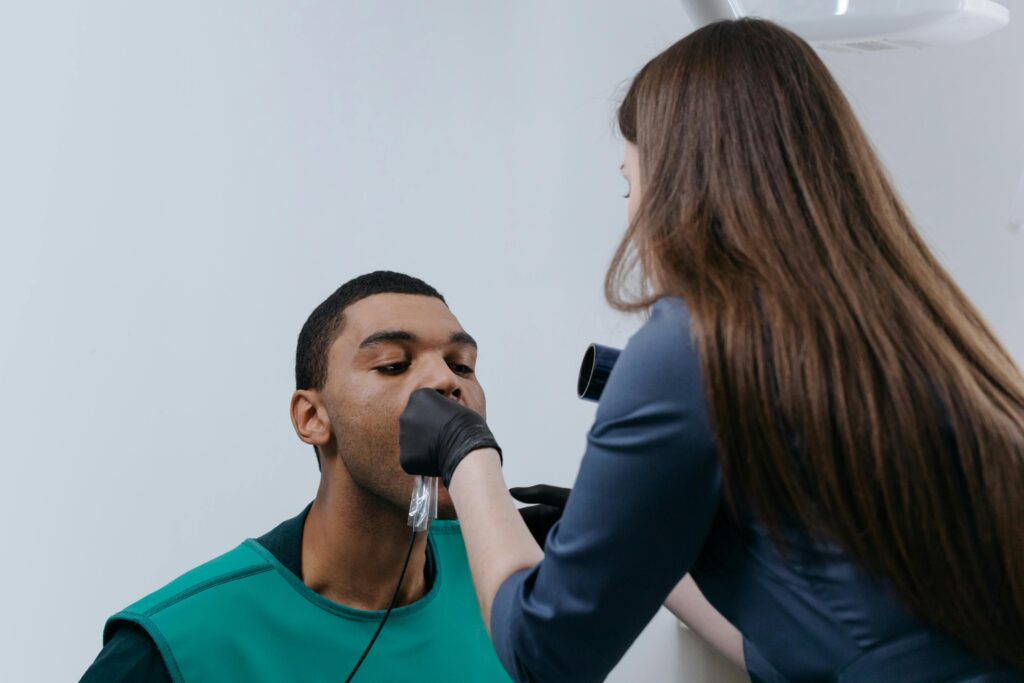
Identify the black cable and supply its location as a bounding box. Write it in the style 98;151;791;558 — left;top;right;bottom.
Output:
343;526;419;683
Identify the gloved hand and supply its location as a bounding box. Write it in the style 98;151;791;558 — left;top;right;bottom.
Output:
511;484;571;549
399;388;502;488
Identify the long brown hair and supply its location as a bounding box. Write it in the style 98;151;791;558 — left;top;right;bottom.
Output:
611;18;1024;667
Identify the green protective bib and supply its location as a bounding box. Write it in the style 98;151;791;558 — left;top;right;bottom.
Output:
104;521;511;683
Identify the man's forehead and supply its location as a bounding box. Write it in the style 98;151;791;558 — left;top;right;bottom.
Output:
340;293;464;342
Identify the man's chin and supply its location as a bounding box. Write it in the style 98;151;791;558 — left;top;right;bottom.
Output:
437;488;457;520
437;504;458;520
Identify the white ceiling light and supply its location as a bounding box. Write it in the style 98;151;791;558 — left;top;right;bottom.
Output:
681;0;1010;51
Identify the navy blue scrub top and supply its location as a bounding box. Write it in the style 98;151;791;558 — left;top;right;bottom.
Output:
490;298;1022;683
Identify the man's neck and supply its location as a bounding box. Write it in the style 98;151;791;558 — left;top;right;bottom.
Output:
302;472;429;611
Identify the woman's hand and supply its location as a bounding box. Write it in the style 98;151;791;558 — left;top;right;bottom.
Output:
511;484;570;549
400;389;539;632
399;388;502;486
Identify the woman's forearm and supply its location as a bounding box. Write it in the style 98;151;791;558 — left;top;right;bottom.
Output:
448;448;544;633
663;574;746;670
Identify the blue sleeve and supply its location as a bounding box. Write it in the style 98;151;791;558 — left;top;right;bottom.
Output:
491;298;722;682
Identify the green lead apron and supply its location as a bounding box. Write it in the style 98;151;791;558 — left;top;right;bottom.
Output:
104;520;511;683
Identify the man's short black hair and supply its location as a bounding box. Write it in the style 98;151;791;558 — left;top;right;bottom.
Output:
296;271;446;391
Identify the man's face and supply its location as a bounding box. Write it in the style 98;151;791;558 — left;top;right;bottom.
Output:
318;293;485;518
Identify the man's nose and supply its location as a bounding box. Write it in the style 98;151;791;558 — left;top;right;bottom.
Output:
417;356;462;401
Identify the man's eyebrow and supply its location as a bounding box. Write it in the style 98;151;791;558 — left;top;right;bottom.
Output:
358;330;418;349
357;329;477;350
449;331;478;349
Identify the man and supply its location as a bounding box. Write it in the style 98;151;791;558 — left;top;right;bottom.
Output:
80;271;557;682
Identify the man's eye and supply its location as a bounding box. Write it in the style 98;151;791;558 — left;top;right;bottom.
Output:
449;363;474;376
376;362;410;376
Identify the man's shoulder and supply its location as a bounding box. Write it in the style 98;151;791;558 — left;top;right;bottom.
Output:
104;541;272;640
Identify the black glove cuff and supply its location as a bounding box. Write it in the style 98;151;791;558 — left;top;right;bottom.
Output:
440;414;503;487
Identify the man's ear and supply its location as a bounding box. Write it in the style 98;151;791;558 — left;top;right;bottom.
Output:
291;390;332;449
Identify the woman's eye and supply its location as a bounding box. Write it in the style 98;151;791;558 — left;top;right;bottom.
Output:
376;362;410;376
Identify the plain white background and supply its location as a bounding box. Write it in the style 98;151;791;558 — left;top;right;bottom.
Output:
1;2;1021;681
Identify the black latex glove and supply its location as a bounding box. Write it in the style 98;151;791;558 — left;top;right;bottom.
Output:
511;484;571;550
399;388;502;487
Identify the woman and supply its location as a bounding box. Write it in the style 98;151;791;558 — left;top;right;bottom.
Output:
400;18;1024;682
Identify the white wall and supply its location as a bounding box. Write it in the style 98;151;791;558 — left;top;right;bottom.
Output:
0;2;1019;681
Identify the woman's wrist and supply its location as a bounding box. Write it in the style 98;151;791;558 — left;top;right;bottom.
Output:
448;447;503;500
